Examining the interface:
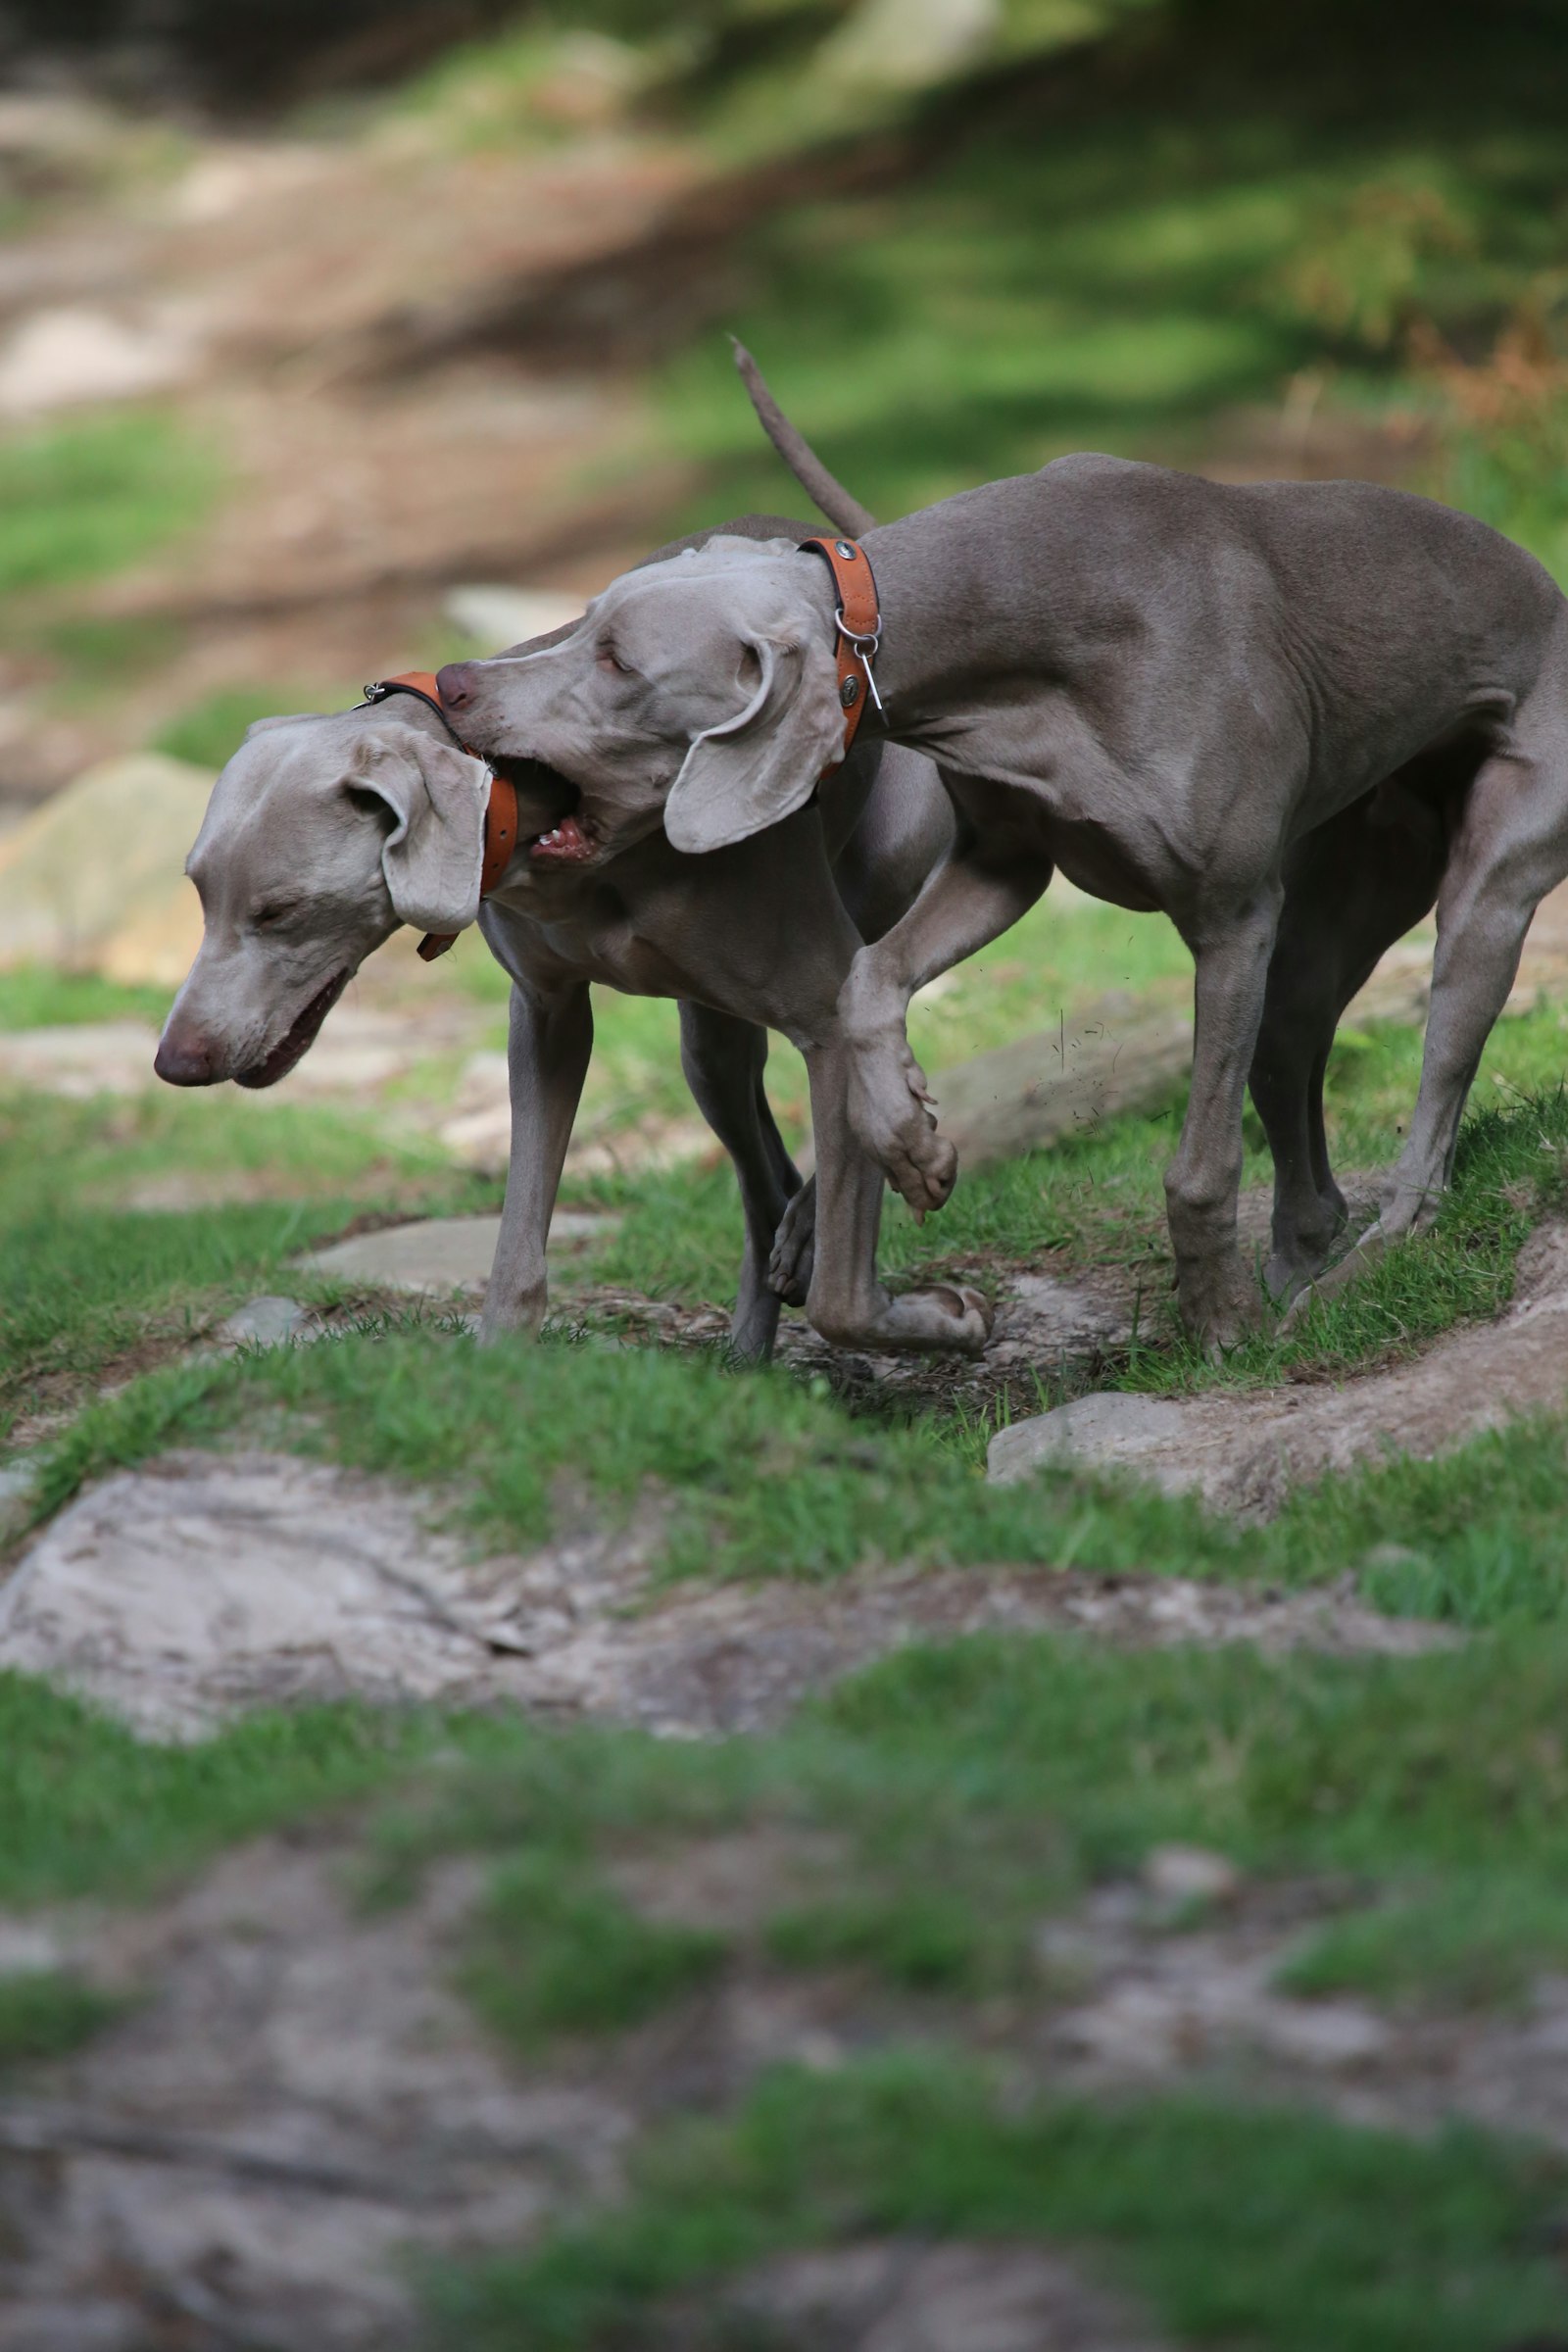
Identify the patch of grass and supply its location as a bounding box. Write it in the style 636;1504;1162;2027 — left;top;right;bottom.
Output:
422;2055;1568;2352
0;964;173;1031
150;683;344;772
0;1969;123;2070
13;1612;1568;2020
1279;1872;1568;2014
0;411;219;603
358;1625;1568;2019
463;1856;726;2046
35;612;181;702
102;1319;1237;1586
0;1673;440;1905
0;1086;481;1445
765;1890;982;1990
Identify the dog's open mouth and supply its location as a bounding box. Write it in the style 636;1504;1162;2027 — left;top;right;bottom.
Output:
234;967;350;1090
488;755;602;869
526;809;600;866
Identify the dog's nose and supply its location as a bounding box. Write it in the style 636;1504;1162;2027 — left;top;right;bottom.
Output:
436;661;476;713
154;1028;219;1087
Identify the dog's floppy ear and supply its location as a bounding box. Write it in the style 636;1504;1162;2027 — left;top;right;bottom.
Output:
348;727;490;934
663;632;845;855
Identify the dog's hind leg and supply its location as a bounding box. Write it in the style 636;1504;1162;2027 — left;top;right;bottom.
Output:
1302;674;1568;1303
679;1000;804;1362
1251;786;1447;1298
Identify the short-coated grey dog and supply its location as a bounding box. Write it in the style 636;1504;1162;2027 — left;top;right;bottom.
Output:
155;391;978;1362
438;452;1568;1349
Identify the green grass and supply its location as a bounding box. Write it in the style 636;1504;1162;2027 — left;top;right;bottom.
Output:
461;1857;726;2046
0;411;219;603
0;1969;124;2071
151;681;362;772
360;1621;1568;2024
20;1623;1568;2016
641;11;1568;545
0;1088;484;1446
0;964;173;1031
0;1673;439;1904
423;2058;1568;2352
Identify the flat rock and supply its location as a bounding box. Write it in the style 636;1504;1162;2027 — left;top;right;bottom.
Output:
0;751;212;984
989;1393;1192;1489
213;1296;313;1349
0;1021;162;1100
986;1221;1568;1517
0;304;199;413
297;1210;613;1295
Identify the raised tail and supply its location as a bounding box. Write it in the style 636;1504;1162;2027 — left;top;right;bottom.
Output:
731;338;877;538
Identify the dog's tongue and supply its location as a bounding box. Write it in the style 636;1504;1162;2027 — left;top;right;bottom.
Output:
529;812;595;864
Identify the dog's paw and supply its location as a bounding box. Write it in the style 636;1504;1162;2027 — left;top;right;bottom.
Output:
816;1281;993;1358
767;1184;816;1305
848;1045;957;1216
1281;1221;1394;1328
1178;1259;1265;1358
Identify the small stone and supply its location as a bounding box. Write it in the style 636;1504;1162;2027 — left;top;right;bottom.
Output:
1143;1843;1242;1905
987;1392;1195;1489
297;1212;615;1296
215;1297;312;1350
443;585;585;648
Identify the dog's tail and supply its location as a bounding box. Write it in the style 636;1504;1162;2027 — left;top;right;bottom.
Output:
731;338;877;538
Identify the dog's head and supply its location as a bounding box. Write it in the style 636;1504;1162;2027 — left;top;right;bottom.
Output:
154;702;570;1089
435;538;848;866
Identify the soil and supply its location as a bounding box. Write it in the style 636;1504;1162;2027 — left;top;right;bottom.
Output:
6;1753;1568;2346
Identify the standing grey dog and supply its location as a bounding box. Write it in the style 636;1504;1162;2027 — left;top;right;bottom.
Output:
438;454;1568;1348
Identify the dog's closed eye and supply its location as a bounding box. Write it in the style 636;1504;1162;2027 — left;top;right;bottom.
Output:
596;645;632;676
252;903;295;932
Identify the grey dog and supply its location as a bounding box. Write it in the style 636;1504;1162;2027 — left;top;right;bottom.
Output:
156;401;982;1360
439;454;1568;1349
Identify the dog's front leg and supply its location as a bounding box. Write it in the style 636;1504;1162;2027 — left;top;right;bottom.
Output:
802;1040;990;1355
481;978;593;1344
1166;893;1283;1354
839;801;1053;1217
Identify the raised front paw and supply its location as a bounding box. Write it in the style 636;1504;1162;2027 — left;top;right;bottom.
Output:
848;1038;957;1218
768;1181;816;1305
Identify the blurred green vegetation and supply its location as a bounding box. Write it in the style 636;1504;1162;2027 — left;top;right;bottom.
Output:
0;410;219;605
430;2055;1568;2351
386;0;1568;575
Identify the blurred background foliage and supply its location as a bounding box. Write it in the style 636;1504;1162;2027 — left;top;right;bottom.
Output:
1;0;1567;832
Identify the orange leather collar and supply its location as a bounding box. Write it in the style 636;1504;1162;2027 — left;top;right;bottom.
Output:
362;670;518;962
799;535;881;775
